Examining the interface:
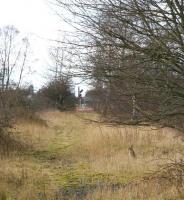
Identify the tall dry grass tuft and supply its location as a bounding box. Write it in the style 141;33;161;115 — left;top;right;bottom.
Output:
73;123;183;175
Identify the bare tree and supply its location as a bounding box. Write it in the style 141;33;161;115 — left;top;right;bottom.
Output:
0;25;30;90
52;0;184;130
0;25;30;132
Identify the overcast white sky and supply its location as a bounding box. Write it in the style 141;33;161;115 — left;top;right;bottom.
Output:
0;0;68;90
0;0;59;36
0;0;89;95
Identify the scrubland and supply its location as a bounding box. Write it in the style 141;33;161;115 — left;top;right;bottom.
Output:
0;110;183;199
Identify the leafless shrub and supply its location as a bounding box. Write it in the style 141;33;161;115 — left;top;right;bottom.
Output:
37;78;76;111
145;159;184;197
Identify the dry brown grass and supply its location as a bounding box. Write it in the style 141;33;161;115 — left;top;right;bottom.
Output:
0;110;183;199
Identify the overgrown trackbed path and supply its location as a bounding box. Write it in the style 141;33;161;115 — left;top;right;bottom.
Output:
0;111;183;199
